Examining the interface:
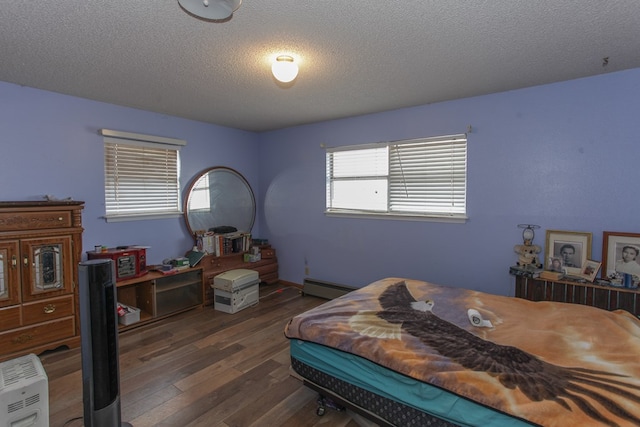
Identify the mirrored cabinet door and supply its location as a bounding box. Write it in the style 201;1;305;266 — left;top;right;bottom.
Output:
0;240;20;308
21;236;73;302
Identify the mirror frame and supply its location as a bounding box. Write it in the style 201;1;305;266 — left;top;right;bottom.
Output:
183;166;256;239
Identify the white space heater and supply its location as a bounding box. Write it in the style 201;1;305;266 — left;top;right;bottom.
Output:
0;353;48;427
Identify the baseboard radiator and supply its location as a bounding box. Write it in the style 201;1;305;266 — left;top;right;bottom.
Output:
302;278;357;300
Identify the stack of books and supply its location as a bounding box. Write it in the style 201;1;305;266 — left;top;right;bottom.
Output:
196;231;252;256
538;270;564;281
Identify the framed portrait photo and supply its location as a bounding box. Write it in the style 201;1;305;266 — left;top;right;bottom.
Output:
602;232;640;284
545;230;592;276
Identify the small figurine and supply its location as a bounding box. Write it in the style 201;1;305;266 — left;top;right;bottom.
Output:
514;224;542;269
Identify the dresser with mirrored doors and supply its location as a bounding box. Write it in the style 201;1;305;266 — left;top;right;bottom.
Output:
0;201;84;362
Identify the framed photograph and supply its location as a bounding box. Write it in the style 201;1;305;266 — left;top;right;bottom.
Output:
545;230;592;275
547;256;564;273
580;259;601;282
602;232;640;285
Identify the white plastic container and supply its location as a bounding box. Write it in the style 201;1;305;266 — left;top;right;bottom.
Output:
213;269;259;313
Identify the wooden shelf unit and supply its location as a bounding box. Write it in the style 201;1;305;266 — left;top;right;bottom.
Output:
116;267;204;331
514;275;640;317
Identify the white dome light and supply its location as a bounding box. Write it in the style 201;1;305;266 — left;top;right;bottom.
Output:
271;56;299;83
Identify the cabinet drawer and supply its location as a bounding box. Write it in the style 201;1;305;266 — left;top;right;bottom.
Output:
0;317;75;354
260;271;279;284
23;295;74;326
261;248;276;259
201;253;244;274
253;262;279;278
0;210;72;231
0;305;21;332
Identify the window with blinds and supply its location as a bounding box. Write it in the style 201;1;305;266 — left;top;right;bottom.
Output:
101;129;186;222
326;134;467;220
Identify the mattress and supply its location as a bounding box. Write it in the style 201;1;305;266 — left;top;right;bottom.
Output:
290;339;533;426
285;278;640;427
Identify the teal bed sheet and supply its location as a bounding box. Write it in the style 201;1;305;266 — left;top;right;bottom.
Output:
290;339;535;427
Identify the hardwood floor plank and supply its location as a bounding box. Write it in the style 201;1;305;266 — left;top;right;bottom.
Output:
123;384;184;422
142;360;283;427
222;375;305;426
41;284;359;427
250;381;316;426
122;343;241;407
173;357;242;392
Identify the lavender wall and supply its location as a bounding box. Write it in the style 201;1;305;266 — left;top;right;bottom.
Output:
257;68;640;295
0;82;260;265
3;68;640;296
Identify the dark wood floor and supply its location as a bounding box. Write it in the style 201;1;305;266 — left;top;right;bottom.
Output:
41;283;363;427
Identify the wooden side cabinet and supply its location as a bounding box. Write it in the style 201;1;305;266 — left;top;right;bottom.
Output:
514;276;640;317
0;201;84;362
115;267;204;331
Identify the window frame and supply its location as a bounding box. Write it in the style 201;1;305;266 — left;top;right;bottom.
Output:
100;129;186;222
325;134;468;222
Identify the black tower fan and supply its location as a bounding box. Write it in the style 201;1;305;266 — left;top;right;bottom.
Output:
78;259;132;427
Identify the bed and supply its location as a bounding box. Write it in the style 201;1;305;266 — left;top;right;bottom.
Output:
284;278;640;427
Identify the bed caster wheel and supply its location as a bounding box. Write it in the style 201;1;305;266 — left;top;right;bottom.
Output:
316;395;327;416
316;394;344;416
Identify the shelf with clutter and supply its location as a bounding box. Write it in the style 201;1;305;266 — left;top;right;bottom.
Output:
509;224;640;317
115;267;204;331
512;275;640;317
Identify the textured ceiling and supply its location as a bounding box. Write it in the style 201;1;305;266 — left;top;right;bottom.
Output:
1;1;639;132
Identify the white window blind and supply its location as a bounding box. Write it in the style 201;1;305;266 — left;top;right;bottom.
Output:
326;134;467;220
101;129;186;222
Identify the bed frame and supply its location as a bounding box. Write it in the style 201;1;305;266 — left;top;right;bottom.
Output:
291;356;460;427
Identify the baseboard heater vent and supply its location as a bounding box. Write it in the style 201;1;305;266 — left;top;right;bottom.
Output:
302;278;357;300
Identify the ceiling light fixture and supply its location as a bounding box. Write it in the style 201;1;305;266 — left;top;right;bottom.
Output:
272;55;299;83
178;0;242;21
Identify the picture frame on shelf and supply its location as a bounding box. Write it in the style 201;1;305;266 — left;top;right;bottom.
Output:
602;231;640;285
547;256;564;273
579;259;601;282
545;230;592;276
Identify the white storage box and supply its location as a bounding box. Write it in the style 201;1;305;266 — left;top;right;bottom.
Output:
213;269;259;313
213;269;259;292
117;303;141;325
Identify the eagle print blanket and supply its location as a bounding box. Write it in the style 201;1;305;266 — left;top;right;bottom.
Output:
284;278;640;427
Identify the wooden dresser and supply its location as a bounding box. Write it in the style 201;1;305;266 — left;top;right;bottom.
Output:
200;247;278;306
0;201;84;362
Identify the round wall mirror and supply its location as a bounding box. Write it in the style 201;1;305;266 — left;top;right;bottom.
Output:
184;167;256;238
